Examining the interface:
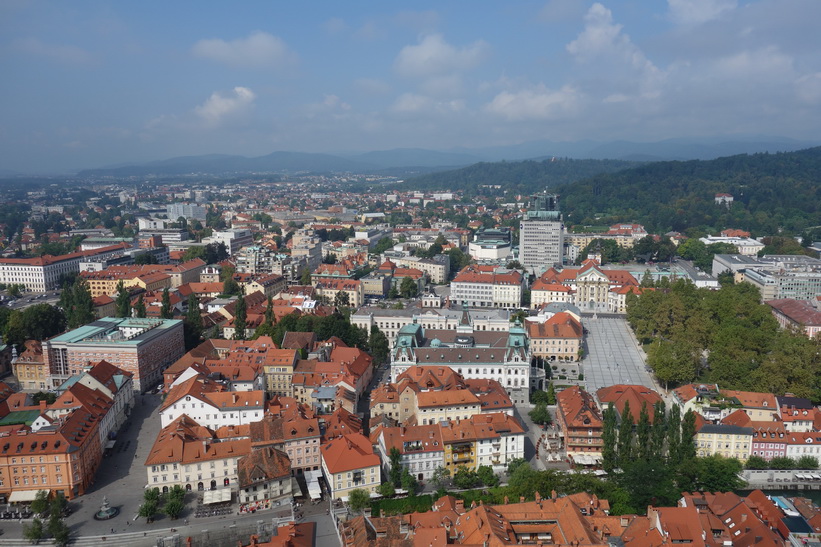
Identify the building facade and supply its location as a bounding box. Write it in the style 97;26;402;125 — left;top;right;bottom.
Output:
519;193;564;275
43;317;184;392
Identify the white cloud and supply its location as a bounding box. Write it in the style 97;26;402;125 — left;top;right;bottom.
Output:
304;94;351;118
668;0;737;25
391;93;464;115
192;31;295;68
565;4;663;100
195;87;256;124
796;72;821;105
394;34;488;79
567;4;638;65
484;85;580;121
15;38;94;65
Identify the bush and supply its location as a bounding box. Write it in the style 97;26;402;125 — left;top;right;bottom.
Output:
745;455;767;470
769;456;795;470
797;455;819;470
577;373;584;381
379;482;396;497
371;494;433;516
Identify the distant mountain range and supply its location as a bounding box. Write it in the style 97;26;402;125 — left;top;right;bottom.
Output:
64;136;821;178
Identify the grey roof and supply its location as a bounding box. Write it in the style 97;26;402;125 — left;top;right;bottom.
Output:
699;424;753;436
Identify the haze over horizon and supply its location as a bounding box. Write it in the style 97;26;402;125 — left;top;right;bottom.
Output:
2;0;820;173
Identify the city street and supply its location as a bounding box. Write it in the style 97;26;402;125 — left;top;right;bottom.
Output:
0;391;341;546
581;314;661;397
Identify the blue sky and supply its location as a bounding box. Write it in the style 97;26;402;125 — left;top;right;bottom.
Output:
1;0;820;173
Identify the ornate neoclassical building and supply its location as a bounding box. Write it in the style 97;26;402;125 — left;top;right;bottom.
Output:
389;312;543;405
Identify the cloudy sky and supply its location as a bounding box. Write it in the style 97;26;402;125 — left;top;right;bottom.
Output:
1;0;820;172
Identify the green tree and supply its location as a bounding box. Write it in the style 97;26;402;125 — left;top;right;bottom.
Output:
138;499;158;523
431;466;451;490
144;487;160;503
30;490;50;515
401;467;418;493
453;467;479;489
769;456;795;470
134;294;147;318
667;404;682;464
233;295;247;340
334;290;350;309
369;326;389;365
399;276;418;299
678;410;697;463
183;293;203;349
114;280;131;318
389;447;402;487
646;339;698;389
163;497;184;520
168;484;186;502
50;491;67;517
378;482;395;497
507;458;528;476
650;401;667;461
602;402;618;473
222;275;242;297
300;269;312;286
347;488;370;514
617;400;634;463
477;465;499;487
797;455;819;470
744;455;768;470
529;402;552;425
23;517;44;544
546;382;557;405
69;279;95;328
636;403;652;461
618;459;679;509
50;518;70;547
373;237;394;255
159;287;173;319
447;247;471;275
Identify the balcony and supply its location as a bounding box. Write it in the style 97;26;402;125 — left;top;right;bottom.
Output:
453;452;473;463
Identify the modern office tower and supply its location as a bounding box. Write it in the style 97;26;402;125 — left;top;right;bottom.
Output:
519;192;564;275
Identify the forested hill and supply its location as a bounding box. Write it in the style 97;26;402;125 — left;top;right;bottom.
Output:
399;158;635;194
557;147;821;235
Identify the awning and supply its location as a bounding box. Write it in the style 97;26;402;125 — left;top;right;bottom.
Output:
304;470;322;500
202;488;232;505
570;454;602;466
105;440;116;449
9;489;46;503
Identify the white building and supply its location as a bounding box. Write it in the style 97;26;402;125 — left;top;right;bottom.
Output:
0;244;130;292
202;229;254;256
159;377;265;429
450;265;525;309
376;425;445;483
520;193;564;275
699;236;763;257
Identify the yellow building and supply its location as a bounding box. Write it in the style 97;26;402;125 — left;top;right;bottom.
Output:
415;390;481;425
696;424;752;461
12;340;48;391
261;349;299;398
320;433;380;500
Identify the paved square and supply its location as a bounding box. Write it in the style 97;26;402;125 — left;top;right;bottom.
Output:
581;315;659;396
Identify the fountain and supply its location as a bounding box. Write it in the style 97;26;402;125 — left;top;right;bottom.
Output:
93;496;119;520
